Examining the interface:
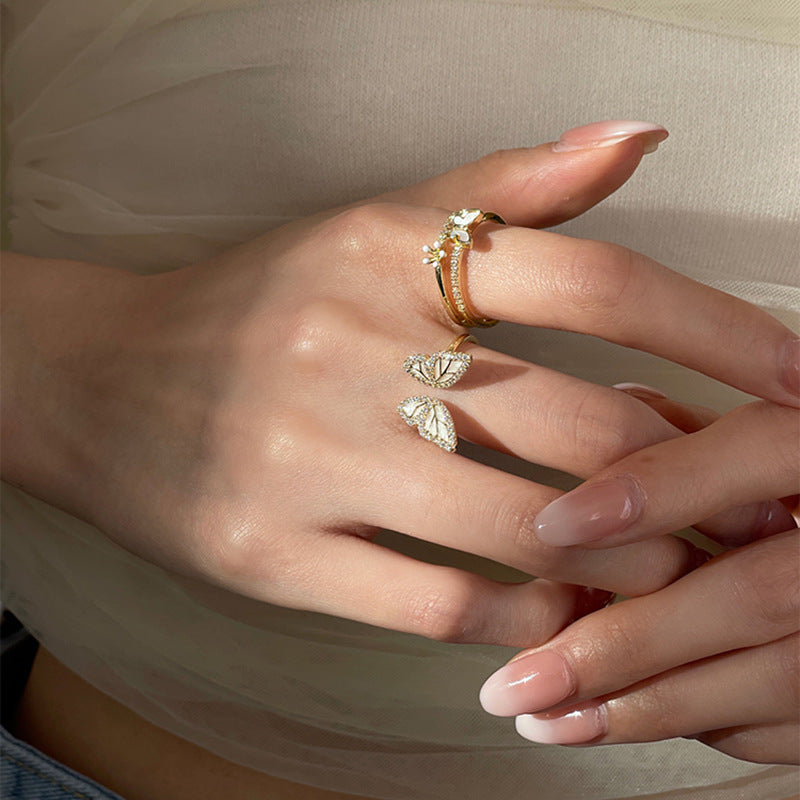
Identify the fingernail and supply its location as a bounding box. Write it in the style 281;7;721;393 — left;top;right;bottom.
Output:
552;120;668;154
480;651;574;717
534;477;644;546
753;499;798;540
780;338;800;398
612;382;667;399
515;702;607;744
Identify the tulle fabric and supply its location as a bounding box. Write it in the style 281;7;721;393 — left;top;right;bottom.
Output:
1;1;799;797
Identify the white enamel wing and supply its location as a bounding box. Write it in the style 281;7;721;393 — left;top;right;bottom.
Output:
450;208;481;243
452;209;481;227
397;396;457;452
403;350;471;389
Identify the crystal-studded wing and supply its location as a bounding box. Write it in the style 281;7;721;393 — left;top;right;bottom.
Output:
417;399;457;451
403;355;432;386
397;396;431;426
428;351;470;387
397;396;457;452
403;351;471;388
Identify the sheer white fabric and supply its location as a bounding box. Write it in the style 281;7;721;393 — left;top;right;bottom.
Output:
2;1;799;797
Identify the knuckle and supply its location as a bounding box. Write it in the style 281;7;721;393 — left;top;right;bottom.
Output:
568;384;648;468
722;403;799;486
762;404;800;478
730;537;800;632
475;148;522;176
210;508;316;592
631;675;683;738
621;536;692;595
196;504;278;586
505;495;570;575
283;298;355;367
768;634;800;709
589;616;648;682
507;500;540;554
556;240;637;326
320;203;396;262
403;578;480;643
259;405;317;470
472;148;527;200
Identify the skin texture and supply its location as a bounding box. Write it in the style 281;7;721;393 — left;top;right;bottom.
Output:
2;128;799;772
481;391;799;763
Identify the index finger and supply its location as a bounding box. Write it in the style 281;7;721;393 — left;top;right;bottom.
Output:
531;401;798;549
461;222;800;408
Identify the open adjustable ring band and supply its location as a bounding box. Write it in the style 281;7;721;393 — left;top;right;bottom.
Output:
423;208;506;328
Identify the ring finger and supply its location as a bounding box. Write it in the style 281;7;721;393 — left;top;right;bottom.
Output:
478;531;799;718
514;633;799;747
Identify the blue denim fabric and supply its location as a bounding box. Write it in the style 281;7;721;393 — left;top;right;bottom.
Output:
1;609;127;800
1;725;126;799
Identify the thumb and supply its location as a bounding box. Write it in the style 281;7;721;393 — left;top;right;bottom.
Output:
384;120;668;228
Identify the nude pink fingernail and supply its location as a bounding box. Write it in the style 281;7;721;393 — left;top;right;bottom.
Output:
534;477;644;546
515;702;607;744
479;651;574;717
780;338;800;398
552;120;668;154
612;382;667;399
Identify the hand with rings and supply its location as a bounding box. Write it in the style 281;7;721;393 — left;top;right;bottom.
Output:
6;121;798;649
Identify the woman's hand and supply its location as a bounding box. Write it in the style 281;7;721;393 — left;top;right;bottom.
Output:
479;396;799;762
3;122;799;648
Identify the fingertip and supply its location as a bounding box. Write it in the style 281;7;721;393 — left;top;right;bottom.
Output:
533;477;644;547
551;120;668;154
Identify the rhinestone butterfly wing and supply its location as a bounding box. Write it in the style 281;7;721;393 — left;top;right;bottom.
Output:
397;396;457;452
403;351;471;389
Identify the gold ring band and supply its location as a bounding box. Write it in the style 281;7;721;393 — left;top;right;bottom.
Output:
423;208;506;328
447;332;477;352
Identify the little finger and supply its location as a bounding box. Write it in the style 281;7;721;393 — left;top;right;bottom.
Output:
216;526;612;647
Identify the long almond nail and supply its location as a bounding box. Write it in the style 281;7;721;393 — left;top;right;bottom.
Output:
480;651;574;717
516;702;607;744
552;120;668;154
612;382;667;399
534;477;644;546
780;338;800;398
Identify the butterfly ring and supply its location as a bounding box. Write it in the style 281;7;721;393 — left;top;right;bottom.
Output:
402;333;477;389
398;334;476;452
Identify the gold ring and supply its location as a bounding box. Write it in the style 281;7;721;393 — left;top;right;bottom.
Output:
403;333;477;389
422;209;506;328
